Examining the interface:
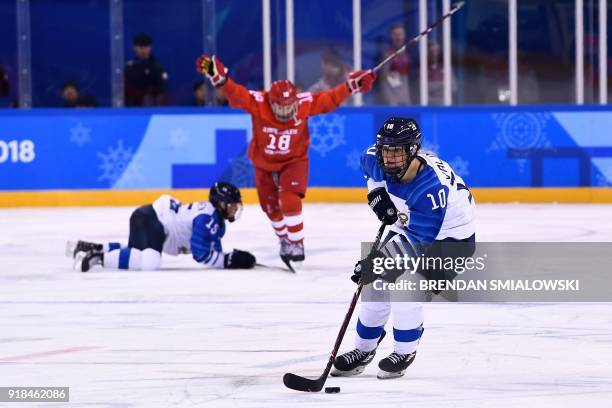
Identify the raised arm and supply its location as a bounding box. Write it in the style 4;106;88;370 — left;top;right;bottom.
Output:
309;69;377;115
195;55;258;114
221;78;260;115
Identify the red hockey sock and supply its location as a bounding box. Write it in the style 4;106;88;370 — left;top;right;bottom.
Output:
270;217;287;238
280;191;304;242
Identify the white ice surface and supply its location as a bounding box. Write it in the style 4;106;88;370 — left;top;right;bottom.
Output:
1;203;612;408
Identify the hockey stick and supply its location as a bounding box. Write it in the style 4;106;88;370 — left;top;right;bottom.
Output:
283;222;387;392
255;262;295;273
372;0;465;72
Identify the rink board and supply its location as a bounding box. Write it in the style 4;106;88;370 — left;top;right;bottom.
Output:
1;106;612;206
1;187;612;207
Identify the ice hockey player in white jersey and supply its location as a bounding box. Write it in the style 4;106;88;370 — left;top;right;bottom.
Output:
332;117;476;379
69;182;256;272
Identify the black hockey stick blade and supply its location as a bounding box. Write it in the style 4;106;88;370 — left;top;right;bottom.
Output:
284;330;387;391
283;371;325;392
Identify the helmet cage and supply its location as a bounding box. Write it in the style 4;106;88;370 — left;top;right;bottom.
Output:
376;143;420;182
270;102;298;122
219;201;243;222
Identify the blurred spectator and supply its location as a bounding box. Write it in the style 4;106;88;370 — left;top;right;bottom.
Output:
308;50;352;106
471;52;539;104
214;88;229;106
375;23;411;105
61;81;97;108
308;49;349;93
0;64;13;108
427;40;456;105
193;78;207;106
466;15;522;104
473;55;508;104
294;81;306;93
0;65;8;97
515;51;540;104
124;33;168;106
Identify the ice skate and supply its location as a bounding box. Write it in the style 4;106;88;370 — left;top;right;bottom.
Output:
377;351;416;379
289;240;304;262
279;236;291;258
77;250;104;272
331;348;377;377
279;236;296;272
66;240;103;258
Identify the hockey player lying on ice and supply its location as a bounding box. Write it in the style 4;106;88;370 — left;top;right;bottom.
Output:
332;117;476;379
195;55;376;270
68;182;256;272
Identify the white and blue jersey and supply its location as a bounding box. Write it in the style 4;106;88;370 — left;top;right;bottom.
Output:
361;146;475;245
152;195;226;267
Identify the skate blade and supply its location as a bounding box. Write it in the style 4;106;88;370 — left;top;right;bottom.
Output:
376;369;406;379
330;365;366;377
73;251;86;270
280;257;296;273
66;241;77;258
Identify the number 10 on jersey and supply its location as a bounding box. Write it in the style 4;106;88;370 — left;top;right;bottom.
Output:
427;189;447;210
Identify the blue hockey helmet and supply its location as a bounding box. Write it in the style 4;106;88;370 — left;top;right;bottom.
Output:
209;181;243;222
375;117;422;182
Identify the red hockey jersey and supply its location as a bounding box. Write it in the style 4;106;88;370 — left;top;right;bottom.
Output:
221;79;350;172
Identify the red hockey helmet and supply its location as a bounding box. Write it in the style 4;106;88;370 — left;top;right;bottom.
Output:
268;80;298;122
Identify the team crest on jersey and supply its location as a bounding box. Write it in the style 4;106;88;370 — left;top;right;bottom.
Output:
398;212;409;225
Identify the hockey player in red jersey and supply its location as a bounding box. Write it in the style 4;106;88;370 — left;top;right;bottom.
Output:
196;55;376;268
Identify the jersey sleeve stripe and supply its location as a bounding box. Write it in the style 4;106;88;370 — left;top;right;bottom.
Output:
408;171;441;204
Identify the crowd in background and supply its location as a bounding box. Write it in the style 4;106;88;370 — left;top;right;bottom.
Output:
0;21;456;109
0;31;232;109
1;0;610;109
6;19;598;109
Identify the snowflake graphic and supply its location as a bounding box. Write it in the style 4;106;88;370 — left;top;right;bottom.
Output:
449;156;469;177
226;155;255;187
169;127;190;149
69;122;92;147
309;114;346;157
98;140;143;186
421;141;439;155
488;112;552;173
345;149;362;171
114;153;145;188
489;112;552;151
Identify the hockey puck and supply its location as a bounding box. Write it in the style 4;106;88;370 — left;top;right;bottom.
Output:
324;387;340;393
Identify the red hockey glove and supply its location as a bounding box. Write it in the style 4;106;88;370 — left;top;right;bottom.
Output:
347;69;377;94
196;55;228;87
